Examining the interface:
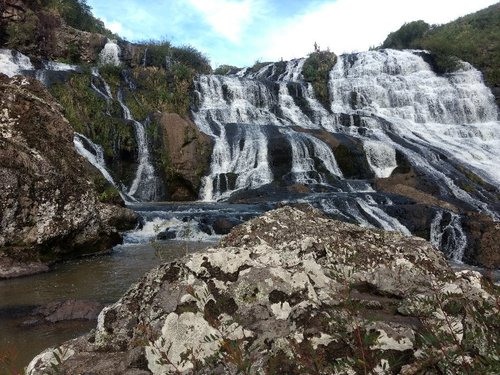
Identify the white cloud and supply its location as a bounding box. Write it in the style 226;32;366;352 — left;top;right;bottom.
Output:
186;0;262;43
257;0;498;62
106;20;124;34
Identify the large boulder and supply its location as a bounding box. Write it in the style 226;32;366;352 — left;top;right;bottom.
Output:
27;206;499;374
154;113;212;200
0;74;137;278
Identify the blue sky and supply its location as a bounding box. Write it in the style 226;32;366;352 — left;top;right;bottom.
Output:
87;0;499;68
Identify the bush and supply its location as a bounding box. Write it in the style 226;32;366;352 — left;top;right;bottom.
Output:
33;0;114;37
171;45;212;74
140;38;172;68
380;20;431;49
302;49;337;110
5;9;38;49
214;65;240;75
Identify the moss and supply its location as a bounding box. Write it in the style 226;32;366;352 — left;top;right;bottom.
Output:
93;174;121;204
457;165;489;187
49;70;138;186
302;50;337;110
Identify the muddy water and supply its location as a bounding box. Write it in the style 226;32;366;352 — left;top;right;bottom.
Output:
0;241;209;371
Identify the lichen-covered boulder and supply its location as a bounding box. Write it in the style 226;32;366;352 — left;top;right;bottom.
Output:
27;206;499;374
0;74;137;278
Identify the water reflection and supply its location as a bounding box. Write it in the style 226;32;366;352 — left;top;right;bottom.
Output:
0;241;208;371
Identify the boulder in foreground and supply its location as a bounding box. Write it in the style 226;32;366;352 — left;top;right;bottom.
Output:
27;206;499;374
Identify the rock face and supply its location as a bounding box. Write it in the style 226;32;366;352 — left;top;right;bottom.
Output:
27;206;499;374
155;113;212;200
0;74;137;278
0;0;106;64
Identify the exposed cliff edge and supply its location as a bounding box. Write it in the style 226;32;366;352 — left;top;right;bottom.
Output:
27;206;499;374
0;74;137;278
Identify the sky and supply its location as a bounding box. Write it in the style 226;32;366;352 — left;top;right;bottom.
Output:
87;0;499;68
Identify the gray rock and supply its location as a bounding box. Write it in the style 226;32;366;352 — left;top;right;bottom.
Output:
0;75;137;278
27;206;500;375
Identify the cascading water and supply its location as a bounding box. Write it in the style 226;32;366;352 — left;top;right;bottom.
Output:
99;40;121;66
192;48;500;261
430;210;468;262
73;133;134;202
0;49;34;77
73;133;115;186
116;90;160;201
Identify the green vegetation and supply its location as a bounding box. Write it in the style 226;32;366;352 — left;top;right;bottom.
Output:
34;0;114;36
302;47;337;110
139;39;211;74
380;3;500;84
381;20;431;50
214;65;240;75
4;8;39;50
93;174;121;204
50;69;138;184
249;60;272;73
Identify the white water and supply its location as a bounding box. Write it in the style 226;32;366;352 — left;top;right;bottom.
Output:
74;133;115;185
363;140;397;178
0;49;34;77
116;90;159;201
99;40;121;66
73;133;134;203
192;49;500;260
329;50;500;191
430;211;468;262
356;197;411;235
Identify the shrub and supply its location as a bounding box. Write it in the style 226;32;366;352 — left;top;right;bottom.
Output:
214;65;240;75
140;38;173;68
5;9;38;49
171;45;212;74
380;20;431;49
302;49;337;110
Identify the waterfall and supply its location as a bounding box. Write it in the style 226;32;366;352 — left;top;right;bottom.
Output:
430;210;468;262
73;133;134;203
363;140;397;178
0;49;34;77
99;40;121;66
200;124;273;201
116;90;159;201
286;130;342;184
87;67;159;201
192;48;500;259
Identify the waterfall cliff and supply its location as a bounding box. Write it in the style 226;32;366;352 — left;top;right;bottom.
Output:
191;49;500;262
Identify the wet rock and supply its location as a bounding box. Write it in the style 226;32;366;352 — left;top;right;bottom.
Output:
156;228;176;240
463;213;500;269
154;113;212;201
27;206;499;374
0;75;137;278
23;300;104;326
212;217;240;235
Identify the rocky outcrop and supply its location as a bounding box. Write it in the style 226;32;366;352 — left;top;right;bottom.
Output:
27;206;499;374
0;74;137;278
155;113;212;200
463;213;500;269
0;0;106;64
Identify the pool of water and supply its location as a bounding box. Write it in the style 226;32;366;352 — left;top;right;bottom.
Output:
0;241;209;371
